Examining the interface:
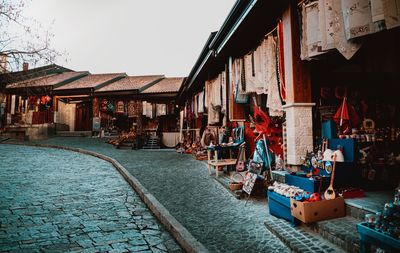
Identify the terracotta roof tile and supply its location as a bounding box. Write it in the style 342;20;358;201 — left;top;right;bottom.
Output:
54;73;126;90
141;77;184;94
6;71;87;89
96;75;164;92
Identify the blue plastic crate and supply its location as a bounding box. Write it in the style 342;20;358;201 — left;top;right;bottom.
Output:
285;173;330;193
267;190;298;225
357;222;400;253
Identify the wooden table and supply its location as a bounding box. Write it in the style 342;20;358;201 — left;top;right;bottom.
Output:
207;147;237;177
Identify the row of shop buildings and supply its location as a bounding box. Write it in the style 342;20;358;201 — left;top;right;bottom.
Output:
0;64;184;147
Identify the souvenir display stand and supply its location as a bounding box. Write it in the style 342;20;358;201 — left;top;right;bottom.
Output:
356;188;400;253
207;126;245;177
267;120;353;225
357;223;400;253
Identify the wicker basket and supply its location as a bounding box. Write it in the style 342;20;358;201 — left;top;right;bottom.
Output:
229;182;243;191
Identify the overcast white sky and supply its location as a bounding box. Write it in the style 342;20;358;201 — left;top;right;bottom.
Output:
22;0;236;77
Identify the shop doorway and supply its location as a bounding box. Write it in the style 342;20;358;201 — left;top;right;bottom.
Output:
75;102;91;131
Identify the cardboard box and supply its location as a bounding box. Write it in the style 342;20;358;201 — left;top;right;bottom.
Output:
290;197;345;223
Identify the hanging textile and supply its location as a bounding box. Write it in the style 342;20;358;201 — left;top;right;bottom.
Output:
127;100;136;118
341;0;373;39
156;104;167;116
301;1;326;60
370;0;386;32
212;74;222;107
142;101;147;115
384;0;400;29
244;48;264;94
233;58;249;103
146;102;153;118
207;75;221;125
204;81;209;109
332;0;362;59
220;71;227;114
319;0;335;51
198;91;204;113
267;36;284;117
277;21;286;103
116;100;124;114
264;35;279;96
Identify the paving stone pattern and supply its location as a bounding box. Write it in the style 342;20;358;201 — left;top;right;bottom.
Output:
311;217;360;253
0;145;181;253
264;216;344;253
9;137;290;253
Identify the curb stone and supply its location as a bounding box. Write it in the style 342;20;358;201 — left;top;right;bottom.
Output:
1;142;208;253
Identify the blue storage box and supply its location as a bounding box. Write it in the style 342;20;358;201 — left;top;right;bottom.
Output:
301;163;355;187
328;138;356;162
357;222;400;253
322;120;337;139
285;173;330;193
267;190;298;225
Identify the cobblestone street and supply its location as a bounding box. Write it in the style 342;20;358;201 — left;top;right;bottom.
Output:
0;144;181;253
2;137;290;252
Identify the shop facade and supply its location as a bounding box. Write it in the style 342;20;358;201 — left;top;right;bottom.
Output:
0;65;86;139
179;0;400;251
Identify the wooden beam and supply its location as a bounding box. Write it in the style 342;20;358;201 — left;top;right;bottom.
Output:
282;3;312;104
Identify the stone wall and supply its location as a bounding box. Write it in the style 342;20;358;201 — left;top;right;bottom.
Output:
283;103;314;166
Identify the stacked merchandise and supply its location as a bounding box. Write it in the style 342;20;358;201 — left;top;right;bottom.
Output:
357;186;400;252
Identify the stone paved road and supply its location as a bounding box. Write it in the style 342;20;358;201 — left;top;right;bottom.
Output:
10;137;290;253
0;145;182;253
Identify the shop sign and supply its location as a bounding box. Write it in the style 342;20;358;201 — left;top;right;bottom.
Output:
242;172;257;195
92;117;101;131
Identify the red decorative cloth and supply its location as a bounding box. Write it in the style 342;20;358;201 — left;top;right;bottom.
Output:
253;107;271;135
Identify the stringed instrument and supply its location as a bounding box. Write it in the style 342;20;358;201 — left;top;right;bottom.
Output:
324;153;337;200
236;144;246;172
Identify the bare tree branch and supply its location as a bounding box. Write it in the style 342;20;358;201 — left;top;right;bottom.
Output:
1;0;62;74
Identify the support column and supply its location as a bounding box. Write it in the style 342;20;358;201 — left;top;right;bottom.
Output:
283;103;314;165
282;3;314;167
